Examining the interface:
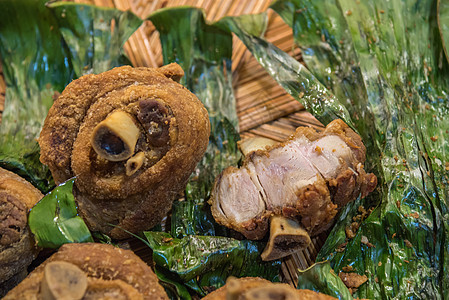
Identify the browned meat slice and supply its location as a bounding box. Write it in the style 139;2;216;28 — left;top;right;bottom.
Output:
202;277;337;300
250;141;322;209
4;243;168;300
209;119;377;260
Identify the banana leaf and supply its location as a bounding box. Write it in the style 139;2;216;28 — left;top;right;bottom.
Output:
0;0;73;192
154;267;193;300
219;0;449;298
217;13;354;128
0;0;141;193
170;197;226;239
296;261;353;299
171;117;239;238
320;0;448;297
28;178;93;248
47;1;141;76
438;0;449;63
144;231;281;298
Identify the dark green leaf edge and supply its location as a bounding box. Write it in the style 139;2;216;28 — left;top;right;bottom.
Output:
28;178;93;249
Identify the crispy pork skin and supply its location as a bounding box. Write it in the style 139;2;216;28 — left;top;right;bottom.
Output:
209;119;377;241
38;64;210;239
202;277;336;300
4;243;168;300
0;168;42;296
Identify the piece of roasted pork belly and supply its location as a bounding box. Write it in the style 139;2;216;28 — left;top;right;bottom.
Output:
209;119;377;260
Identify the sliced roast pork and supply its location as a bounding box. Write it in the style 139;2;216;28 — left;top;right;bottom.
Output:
209;119;377;260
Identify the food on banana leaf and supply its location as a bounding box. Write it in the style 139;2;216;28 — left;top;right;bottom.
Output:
202;277;336;300
0;167;43;297
38;63;211;239
3;243;168;300
209;119;377;260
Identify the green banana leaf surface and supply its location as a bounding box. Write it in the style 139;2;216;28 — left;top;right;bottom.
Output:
296;261;353;299
0;0;73;192
438;0;449;62
217;0;449;298
217;13;355;129
4;0;448;299
144;232;280;297
47;1;141;77
28;178;94;248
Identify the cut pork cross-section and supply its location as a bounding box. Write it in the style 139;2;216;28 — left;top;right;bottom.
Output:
209;119;377;260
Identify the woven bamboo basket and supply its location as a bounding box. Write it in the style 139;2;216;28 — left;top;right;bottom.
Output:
0;0;329;289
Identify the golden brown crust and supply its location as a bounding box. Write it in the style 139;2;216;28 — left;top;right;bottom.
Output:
38;64;210;238
157;63;185;82
0;168;43;210
202;277;337;300
329;164;377;208
294;176;338;235
84;278;144;300
4;243;168;300
0;168;42;294
202;277;268;299
238;214;270;240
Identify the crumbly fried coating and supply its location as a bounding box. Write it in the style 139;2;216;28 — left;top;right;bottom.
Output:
38;64;210;239
202;277;336;300
4;243;168;300
0;167;42;296
339;272;368;289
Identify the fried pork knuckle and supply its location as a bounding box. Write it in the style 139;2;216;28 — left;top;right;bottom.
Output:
0;168;43;296
4;243;168;300
38;64;210;239
209;119;377;245
202;277;336;300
